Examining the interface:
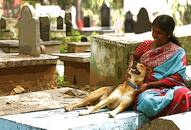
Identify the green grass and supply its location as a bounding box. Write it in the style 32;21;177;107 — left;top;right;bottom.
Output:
179;36;191;65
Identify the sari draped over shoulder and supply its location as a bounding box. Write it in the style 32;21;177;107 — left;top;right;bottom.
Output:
134;40;191;118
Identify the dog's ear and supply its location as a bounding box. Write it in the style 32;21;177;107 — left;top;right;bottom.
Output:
123;68;131;81
128;55;134;69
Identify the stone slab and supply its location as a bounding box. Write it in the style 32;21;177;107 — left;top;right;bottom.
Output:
0;108;149;130
138;111;191;130
67;42;90;52
79;27;115;35
52;53;90;86
0;53;58;68
52;52;90;63
0;40;61;53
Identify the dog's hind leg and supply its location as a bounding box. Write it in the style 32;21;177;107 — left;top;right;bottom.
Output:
64;87;112;112
108;97;133;118
79;95;115;116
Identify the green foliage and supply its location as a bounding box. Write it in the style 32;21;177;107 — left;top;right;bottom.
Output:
23;0;37;6
56;74;64;87
82;0;122;11
70;29;82;42
172;0;191;25
56;73;71;88
88;31;100;42
60;36;70;53
179;36;191;65
60;29;85;53
186;80;191;88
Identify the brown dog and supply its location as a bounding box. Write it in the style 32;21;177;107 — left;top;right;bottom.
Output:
64;62;147;118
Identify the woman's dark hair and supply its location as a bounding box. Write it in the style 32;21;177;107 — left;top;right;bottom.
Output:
152;15;181;46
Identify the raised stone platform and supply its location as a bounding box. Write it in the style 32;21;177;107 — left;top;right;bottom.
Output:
0;40;61;53
90;33;152;86
0;87;150;130
67;42;90;52
79;27;115;35
0;108;149;130
53;53;90;86
0;53;58;96
138;111;191;130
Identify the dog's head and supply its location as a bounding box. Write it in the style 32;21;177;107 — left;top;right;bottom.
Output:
127;61;147;85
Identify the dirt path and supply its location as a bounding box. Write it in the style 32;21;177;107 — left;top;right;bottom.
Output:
0;87;88;116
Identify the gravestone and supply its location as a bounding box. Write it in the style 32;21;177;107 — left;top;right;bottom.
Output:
39;16;50;41
83;16;90;27
101;2;110;27
0;17;6;30
18;4;41;57
124;11;134;33
57;16;64;29
65;11;72;36
134;7;151;34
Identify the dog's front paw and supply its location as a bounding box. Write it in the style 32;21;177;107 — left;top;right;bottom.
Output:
64;105;73;112
108;112;116;118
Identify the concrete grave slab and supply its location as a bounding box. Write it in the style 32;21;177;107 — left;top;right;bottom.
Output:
138;111;191;130
0;108;149;130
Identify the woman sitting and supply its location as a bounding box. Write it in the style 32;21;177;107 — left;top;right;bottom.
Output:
130;14;191;119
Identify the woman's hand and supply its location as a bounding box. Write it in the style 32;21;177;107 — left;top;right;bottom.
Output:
140;83;149;91
141;81;164;89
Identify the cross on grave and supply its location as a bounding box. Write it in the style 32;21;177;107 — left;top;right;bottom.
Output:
18;4;41;57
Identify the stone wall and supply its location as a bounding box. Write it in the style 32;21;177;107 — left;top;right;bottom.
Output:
90;33;147;86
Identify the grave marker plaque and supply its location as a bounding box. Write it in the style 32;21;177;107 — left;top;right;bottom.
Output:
101;2;110;27
39;16;50;41
124;11;134;33
83;16;90;27
0;17;6;30
57;16;64;29
134;7;151;34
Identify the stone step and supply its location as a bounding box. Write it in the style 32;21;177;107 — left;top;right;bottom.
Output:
0;109;149;130
138;111;191;130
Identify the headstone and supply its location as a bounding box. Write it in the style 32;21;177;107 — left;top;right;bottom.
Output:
101;2;110;27
83;16;90;27
57;16;64;29
65;11;72;36
0;17;6;30
134;7;151;34
39;16;50;41
124;11;134;33
18;4;40;57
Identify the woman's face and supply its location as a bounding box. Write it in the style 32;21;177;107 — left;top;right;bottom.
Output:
152;26;170;46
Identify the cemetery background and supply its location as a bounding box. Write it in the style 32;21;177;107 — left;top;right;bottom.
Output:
0;1;191;88
0;1;190;129
0;0;191;113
